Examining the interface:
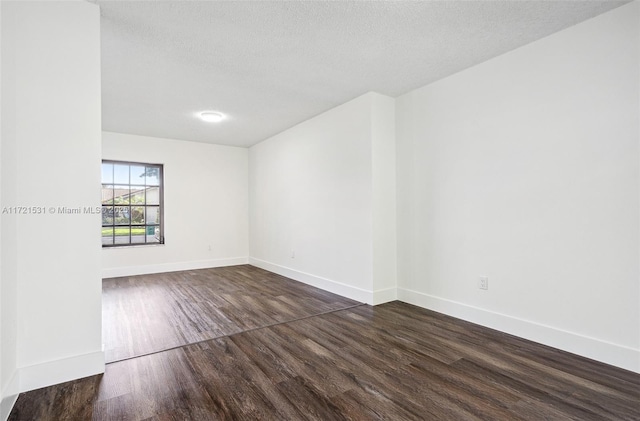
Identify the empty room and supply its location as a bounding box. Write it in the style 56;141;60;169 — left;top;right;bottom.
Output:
1;0;639;420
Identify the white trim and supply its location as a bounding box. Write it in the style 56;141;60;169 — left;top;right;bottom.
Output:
373;287;397;305
249;257;371;304
397;288;640;373
0;371;19;421
102;257;249;279
18;350;105;393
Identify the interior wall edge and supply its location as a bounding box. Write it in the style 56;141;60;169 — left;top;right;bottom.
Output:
0;370;18;421
102;256;249;279
17;350;104;395
249;257;372;305
372;287;397;305
397;287;640;374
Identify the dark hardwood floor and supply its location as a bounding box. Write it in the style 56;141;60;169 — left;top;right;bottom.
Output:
10;266;640;420
102;265;360;362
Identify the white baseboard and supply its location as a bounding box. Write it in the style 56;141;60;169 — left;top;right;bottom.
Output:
397;288;640;374
249;257;371;304
0;371;19;421
102;257;249;279
18;350;105;393
373;287;397;305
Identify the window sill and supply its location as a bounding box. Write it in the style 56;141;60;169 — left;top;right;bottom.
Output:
102;243;165;250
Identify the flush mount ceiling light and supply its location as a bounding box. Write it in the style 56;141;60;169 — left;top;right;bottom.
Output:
199;111;225;123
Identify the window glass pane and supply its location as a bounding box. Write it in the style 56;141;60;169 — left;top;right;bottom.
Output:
131;206;144;224
114;206;130;225
145;167;160;186
102;230;114;246
101;163;113;184
146;187;160;205
101;185;114;205
102;206;114;225
114;227;131;244
113;186;130;205
114;164;129;184
130;165;146;185
130;187;145;204
147;226;160;243
131;226;146;243
146;206;159;225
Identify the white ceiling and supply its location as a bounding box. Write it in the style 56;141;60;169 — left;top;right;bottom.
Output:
96;0;628;148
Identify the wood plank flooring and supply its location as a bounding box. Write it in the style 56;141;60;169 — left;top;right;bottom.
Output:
102;265;360;362
10;266;640;420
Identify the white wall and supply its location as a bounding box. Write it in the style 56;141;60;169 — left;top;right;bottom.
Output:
102;132;249;277
396;2;640;372
249;92;396;304
1;0;104;405
371;94;397;303
0;2;18;419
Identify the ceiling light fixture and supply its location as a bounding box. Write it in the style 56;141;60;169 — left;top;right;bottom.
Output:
199;111;225;123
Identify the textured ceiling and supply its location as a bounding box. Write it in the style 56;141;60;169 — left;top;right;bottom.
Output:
96;0;628;147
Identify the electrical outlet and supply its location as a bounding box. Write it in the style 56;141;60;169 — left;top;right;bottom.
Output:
479;276;488;290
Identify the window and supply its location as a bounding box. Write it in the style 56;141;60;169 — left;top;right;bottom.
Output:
101;160;164;247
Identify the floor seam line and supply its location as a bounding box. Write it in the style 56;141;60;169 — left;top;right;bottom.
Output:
105;302;367;365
